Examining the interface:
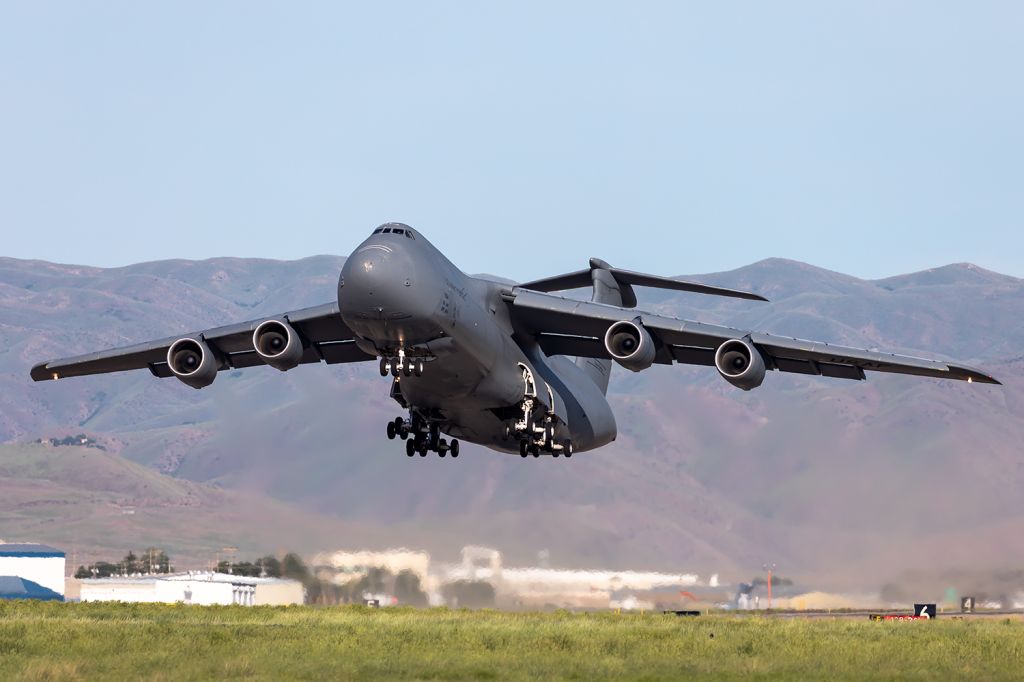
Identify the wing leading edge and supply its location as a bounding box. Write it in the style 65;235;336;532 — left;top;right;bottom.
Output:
508;288;999;385
30;301;373;382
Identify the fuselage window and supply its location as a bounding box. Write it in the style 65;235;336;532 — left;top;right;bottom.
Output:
406;230;415;239
372;228;383;234
382;228;392;233
393;228;405;235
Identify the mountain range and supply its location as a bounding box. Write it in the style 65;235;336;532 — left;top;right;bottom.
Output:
1;254;1021;590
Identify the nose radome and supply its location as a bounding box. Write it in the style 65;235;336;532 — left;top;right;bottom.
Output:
338;242;415;318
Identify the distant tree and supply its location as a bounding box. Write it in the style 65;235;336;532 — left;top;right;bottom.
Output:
232;562;260;577
394;570;428;607
257;556;281;578
74;565;90;579
121;551;140;575
442;580;496;609
361;567;389;595
217;560;232;574
282;553;311;583
93;561;118;578
141;547;170;574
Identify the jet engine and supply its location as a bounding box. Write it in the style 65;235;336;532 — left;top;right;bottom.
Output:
253;319;304;371
167;337;218;389
714;337;766;390
603;319;656;372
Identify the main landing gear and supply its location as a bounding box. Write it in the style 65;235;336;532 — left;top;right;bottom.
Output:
386;414;459;458
502;365;573;459
513;428;573;459
378;349;424;378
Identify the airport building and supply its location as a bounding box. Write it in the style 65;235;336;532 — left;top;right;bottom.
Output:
314;545;723;610
77;572;304;606
0;542;66;601
314;548;431;583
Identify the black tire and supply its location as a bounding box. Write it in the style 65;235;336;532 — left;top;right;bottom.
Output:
386;422;397;440
391;362;400;378
418;443;428;456
379;358;389;377
564;440;573;458
450;440;460;457
519;440;529;457
530;444;540;458
406;440;415;457
399;427;409;441
414;361;423;377
403;362;412;377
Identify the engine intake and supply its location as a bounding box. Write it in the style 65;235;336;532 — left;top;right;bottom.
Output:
714;337;766;391
167;337;218;389
253;319;304;371
603;319;656;372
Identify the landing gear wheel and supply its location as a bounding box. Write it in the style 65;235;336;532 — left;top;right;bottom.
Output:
379;358;389;377
418;442;429;456
399;427;409;441
406;440;415;457
530;444;540;458
390;361;400;378
564;440;573;458
414;360;424;377
450;440;460;457
438;439;448;457
544;423;555;450
386;422;397;440
403;362;413;377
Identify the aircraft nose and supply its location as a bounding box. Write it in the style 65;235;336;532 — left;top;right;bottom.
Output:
337;244;413;320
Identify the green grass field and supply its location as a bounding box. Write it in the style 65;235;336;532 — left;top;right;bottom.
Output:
0;602;1021;681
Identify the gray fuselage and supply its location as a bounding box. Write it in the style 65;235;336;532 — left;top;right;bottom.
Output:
336;228;616;454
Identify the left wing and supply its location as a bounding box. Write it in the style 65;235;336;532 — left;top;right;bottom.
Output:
507;288;999;384
31;301;373;382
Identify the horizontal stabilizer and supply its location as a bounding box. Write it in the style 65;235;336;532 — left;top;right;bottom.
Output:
519;261;767;303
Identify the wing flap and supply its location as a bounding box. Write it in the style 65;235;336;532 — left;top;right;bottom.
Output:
536;333;608;359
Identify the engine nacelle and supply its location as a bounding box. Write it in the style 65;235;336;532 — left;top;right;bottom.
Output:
167;337;218;389
603;320;656;372
714;337;766;391
253;319;304;371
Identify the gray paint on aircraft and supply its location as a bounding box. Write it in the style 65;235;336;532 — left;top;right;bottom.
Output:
31;223;1000;458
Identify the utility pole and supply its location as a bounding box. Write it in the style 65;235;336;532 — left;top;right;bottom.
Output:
763;562;776;610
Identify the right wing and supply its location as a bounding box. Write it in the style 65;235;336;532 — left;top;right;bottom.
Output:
30;301;373;382
508;288;1000;385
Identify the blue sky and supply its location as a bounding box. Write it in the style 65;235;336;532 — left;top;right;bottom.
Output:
2;2;1021;280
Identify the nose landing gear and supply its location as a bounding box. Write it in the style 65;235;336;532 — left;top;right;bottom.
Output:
379;350;425;378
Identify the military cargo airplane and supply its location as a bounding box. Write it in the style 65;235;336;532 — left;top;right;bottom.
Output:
31;223;999;458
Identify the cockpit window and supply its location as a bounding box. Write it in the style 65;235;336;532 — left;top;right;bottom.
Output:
371;223;415;238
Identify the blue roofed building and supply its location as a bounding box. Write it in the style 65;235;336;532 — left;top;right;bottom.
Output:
0;542;66;601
